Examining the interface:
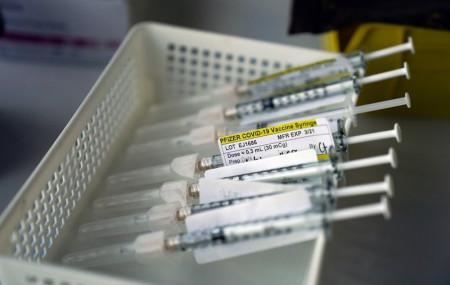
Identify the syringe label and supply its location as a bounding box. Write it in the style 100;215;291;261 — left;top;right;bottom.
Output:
218;118;335;166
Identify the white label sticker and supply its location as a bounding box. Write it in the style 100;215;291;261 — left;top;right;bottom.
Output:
198;178;305;204
205;150;318;180
218;118;335;166
185;190;315;264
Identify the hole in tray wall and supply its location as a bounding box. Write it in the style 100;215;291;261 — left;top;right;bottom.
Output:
165;42;291;97
9;57;138;262
24;274;74;285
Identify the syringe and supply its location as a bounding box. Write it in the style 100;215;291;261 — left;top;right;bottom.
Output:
206;148;397;183
121;96;410;174
96;151;323;212
141;38;414;124
132;93;409;149
135;64;409;142
62;196;390;267
126;114;401;165
78;176;393;240
235;92;409;136
223;63;410;120
170;197;391;264
242;37;413;98
108;121;400;191
107;141;396;197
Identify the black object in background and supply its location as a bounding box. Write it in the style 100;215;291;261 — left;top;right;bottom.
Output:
289;0;450;34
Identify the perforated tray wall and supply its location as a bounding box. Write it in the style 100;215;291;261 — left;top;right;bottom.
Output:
0;23;333;285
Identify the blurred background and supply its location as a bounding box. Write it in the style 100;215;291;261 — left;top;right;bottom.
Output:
1;0;449;284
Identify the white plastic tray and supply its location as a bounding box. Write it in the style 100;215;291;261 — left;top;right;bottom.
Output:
0;23;334;285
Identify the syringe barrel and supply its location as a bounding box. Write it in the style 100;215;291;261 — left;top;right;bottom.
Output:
93;188;162;214
126;135;191;157
107;154;200;191
79;203;182;239
323;78;358;96
234;162;335;183
134;114;197;143
190;199;240;214
245;57;356;98
179;210;323;251
143;96;216;125
223;212;322;242
106;163;174;191
345;50;366;76
78;212;152;239
234;78;357;119
190;190;288;215
179;197;389;253
62;242;136;268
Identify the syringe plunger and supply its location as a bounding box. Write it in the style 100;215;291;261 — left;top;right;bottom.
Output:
330;196;391;221
364;37;415;61
358;62;410;86
337;148;397;171
344;123;402;145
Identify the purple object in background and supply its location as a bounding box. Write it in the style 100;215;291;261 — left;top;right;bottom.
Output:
0;0;128;64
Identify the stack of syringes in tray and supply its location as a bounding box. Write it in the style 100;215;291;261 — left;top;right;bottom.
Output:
62;38;414;268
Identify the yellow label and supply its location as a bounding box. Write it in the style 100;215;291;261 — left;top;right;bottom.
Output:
316;154;330;160
248;58;336;85
219;119;318;145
